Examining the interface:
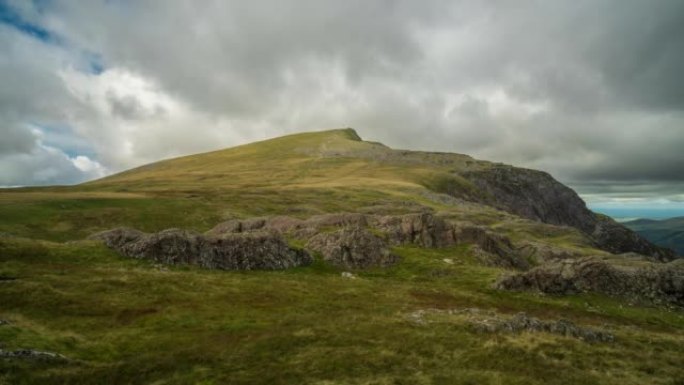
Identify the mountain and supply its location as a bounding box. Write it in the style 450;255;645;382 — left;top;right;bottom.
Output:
624;216;684;256
32;128;675;260
1;128;682;384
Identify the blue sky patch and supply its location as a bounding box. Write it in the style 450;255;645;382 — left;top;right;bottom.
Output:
0;0;57;43
31;123;98;160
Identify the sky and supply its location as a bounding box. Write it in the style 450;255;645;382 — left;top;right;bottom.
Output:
1;0;683;212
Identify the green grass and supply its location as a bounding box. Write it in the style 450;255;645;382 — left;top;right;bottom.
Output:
1;238;683;385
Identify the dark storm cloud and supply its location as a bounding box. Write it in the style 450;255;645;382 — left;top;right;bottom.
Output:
0;0;683;201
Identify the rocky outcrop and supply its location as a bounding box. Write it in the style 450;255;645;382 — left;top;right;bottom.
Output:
516;241;581;264
371;213;456;247
496;256;684;306
207;212;526;270
90;228;312;270
306;227;398;269
473;312;614;343
406;307;612;342
460;166;675;261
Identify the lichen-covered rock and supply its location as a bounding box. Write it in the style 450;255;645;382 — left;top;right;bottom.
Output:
496;256;684;306
371;213;456;247
91;228;312;271
306;227;398;269
473;312;614;343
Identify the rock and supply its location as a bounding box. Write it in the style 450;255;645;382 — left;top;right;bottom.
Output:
496;256;684;306
91;228;312;271
471;246;528;270
442;258;454;265
371;213;456;247
341;272;357;279
516;241;581;264
455;224;530;269
460;166;675;261
307;227;398;269
473;312;614;343
0;349;68;361
148;212;527;270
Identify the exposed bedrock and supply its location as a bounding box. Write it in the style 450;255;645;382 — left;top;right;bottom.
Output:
460;166;675;262
209;212;529;270
90;228;312;270
306;227;399;269
496;256;684;307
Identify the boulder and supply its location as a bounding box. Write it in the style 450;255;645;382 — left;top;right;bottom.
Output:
307;227;398;269
496;256;684;306
371;213;456;247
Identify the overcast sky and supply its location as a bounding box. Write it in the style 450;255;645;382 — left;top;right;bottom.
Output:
1;0;683;206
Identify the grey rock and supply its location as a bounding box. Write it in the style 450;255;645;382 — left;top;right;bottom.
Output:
474;312;614;343
307;227;399;269
91;228;312;271
517;241;580;264
371;213;456;248
496;256;684;306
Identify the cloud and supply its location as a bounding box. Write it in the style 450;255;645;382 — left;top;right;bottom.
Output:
0;0;682;203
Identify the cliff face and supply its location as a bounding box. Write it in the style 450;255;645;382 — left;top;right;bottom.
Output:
460;166;675;262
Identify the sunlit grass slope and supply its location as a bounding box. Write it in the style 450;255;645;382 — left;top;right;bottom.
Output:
0;128;491;241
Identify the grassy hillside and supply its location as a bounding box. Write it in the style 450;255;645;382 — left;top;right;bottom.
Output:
0;129;492;241
1;128;683;384
624;217;684;256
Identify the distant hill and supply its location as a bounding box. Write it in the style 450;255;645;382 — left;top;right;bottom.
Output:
624;216;684;256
